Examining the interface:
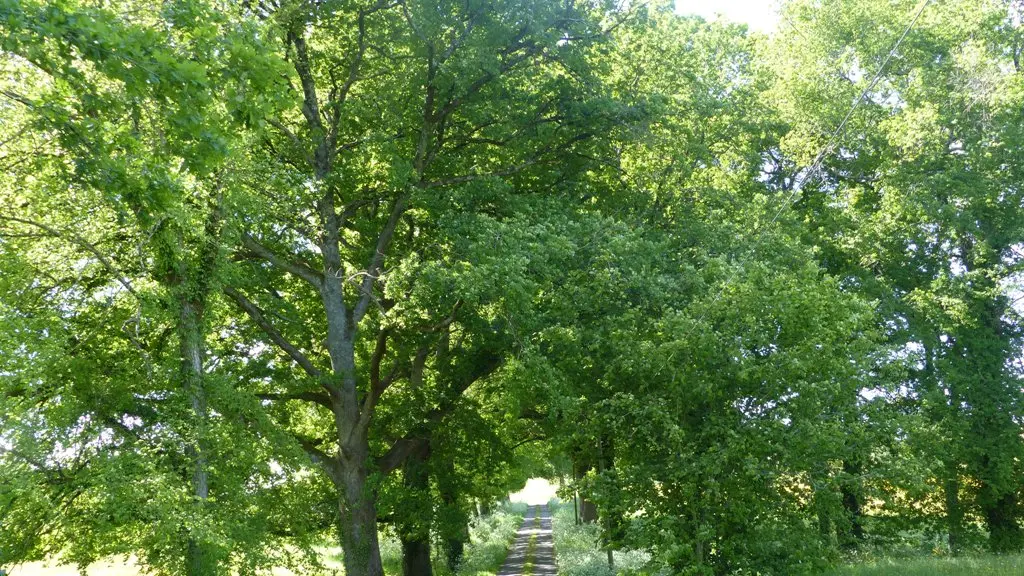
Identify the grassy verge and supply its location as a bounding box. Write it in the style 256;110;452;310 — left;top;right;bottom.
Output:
8;502;526;576
828;553;1024;576
549;500;650;576
448;500;527;576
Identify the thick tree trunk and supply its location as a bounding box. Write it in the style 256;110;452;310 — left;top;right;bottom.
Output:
439;491;468;571
338;460;384;576
444;537;465;572
436;454;468;573
840;459;864;548
813;482;834;543
980;484;1023;553
580;496;598;523
401;537;431;576
574;449;600;524
577;459;598;523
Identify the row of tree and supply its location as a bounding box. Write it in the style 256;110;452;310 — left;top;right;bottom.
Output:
1;1;1022;575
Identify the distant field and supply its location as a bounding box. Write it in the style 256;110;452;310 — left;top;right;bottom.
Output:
830;553;1024;576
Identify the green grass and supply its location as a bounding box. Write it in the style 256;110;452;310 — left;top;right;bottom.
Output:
549;499;650;576
828;554;1024;576
7;502;526;576
442;500;526;576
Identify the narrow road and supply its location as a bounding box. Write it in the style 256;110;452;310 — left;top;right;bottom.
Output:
497;504;556;576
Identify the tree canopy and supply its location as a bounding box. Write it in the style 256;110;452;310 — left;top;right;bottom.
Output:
2;1;1023;575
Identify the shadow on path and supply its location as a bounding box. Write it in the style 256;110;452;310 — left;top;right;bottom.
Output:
497;504;556;576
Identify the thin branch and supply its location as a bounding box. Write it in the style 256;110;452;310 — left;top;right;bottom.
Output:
256;391;333;410
222;286;323;379
426;299;463;332
241;232;323;288
266;117;315;167
422;158;544;189
0;215;140;300
352;193;410;323
511;435;547;450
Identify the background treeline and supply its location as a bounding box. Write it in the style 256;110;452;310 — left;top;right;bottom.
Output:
1;1;1022;575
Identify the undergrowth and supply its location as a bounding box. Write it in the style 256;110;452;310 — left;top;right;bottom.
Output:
549;500;651;576
827;553;1024;576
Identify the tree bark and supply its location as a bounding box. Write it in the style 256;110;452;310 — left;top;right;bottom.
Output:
577;455;598;522
438;470;468;572
580;495;598;523
980;482;1023;552
944;466;962;555
338;454;385;576
840;459;864;548
401;536;431;576
180;299;214;576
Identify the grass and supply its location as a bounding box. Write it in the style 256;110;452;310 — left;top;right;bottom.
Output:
7;502;526;576
549;499;651;576
828;553;1024;576
428;500;527;576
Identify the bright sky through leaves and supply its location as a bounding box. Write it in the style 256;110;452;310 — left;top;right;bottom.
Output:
675;0;781;32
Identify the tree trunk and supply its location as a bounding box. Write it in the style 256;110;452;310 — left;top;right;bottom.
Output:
578;459;598;523
980;483;1023;553
401;537;431;576
945;467;962;555
580;497;598;523
440;498;468;572
180;300;215;576
400;446;432;576
338;460;385;576
840;459;864;548
814;482;834;543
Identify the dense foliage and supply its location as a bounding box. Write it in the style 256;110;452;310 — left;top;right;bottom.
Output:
2;1;1022;575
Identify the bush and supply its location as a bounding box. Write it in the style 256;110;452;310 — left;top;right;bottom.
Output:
453;501;526;576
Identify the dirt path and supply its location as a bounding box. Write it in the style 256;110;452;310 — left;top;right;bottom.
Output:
497;504;556;576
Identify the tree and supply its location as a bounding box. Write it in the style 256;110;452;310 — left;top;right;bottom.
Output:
772;0;1024;553
0;1;316;573
208;1;630;574
534;6;878;573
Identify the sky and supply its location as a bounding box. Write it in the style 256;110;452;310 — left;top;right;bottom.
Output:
675;0;782;33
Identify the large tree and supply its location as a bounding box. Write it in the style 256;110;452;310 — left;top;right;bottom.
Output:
773;0;1024;553
0;1;314;574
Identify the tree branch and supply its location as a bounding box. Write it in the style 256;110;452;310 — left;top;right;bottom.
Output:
222;286;323;379
375;350;503;474
376;437;429;475
241;232;322;288
294;435;343;485
0;215;140;300
256;391;333;410
266;117;315;168
352;193;409;324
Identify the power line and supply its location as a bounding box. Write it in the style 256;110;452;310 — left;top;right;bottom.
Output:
676;0;932;351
